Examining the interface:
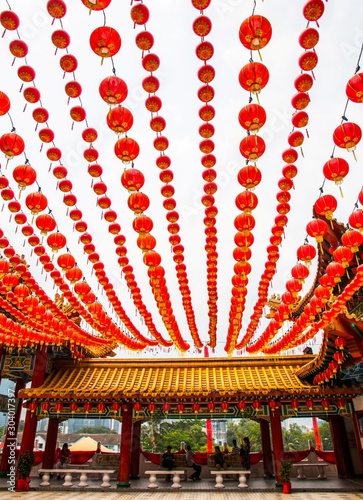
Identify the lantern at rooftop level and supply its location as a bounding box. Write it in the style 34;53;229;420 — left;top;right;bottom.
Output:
341;229;363;253
333;122;362;160
99;76;128;105
239;62;269;96
306;218;328;243
238;104;266;133
314;194;337;220
346;73;363;103
349;209;363;232
291;263;309;283
326;261;345;283
297;243;316;265
90;26;121;60
333;246;353;268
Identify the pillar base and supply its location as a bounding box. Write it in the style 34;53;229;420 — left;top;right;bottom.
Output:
275;481;283;487
117;481;131;488
0;471;9;477
264;474;275;480
130;475;140;480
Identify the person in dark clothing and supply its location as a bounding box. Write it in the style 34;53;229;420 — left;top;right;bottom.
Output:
162;445;175;482
214;445;227;470
240;436;251;470
186;444;202;480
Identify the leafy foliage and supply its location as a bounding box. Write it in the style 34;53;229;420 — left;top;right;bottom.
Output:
17;450;34;479
141;418;207;452
77;425;117;434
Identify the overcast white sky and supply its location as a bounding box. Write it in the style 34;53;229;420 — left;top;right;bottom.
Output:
0;0;362;358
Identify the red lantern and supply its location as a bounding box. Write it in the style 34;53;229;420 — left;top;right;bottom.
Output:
128;192;150;213
291;92;310;111
13;164;37;191
291;263;309;283
196;41;214;61
35;214;56;235
177;403;185;414
39;128;55;144
47;0;67;18
207;401;215;412
333;122;362;159
0;133;25;159
121;168;145;191
135;31;154;51
32;107;49;124
333;246;353;268
51;29;70;50
314;194;337;220
0;11;20;31
290;400;300;411
70;106;86;122
333;351;345;365
239;135;265;162
142;53;160;72
237;166;262;190
25;192;48;214
326;261;345;283
47;232;67;252
323;157;349;187
335;337;347;350
299;27;319;49
349;210;363;232
132;215;153;234
65;81;82;99
23;87;41;104
130;3;150;25
84;402;92;414
341;229;363;253
220;401;229;413
90;26;121;59
292;111;309;129
282;148;298;164
306;218;328;243
346;72;363;103
238;62;269;95
252;400;261;411
303;0;325;25
162;403;171;414
9;40;28;59
114;137;140;163
295;73;313;92
192;402;200;414
336;398;346;410
60;54;78;73
288;131;304;148
99;76;128;105
18;65;36;83
0;91;10;116
238;104;266;133
41;402;51;413
239;15;272;51
235;190;258;213
297;244;316;265
133;402;143;414
54;402;63;414
69;402;78;413
65;266;83;283
299;51;318;72
305;399;314;411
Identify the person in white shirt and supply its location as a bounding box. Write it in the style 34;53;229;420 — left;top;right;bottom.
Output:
186;444;202;480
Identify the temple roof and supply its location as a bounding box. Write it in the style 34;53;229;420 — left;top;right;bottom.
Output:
20;354;319;401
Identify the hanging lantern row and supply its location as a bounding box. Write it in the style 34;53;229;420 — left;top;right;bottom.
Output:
233;5;326;353
190;0;218;349
128;4;202;350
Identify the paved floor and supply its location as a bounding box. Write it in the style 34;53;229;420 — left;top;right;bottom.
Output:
1;474;363;498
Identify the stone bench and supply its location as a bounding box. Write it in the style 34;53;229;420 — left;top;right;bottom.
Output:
210;469;251;488
38;468;114;488
145;470;185;488
292;462;329;479
159;454;187;479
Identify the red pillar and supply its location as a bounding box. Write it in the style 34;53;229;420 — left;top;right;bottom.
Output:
117;403;133;488
0;378;25;475
259;418;274;478
130;419;141;479
329;414;354;478
42;418;60;469
19;346;48;454
270;407;284;484
352;412;363;475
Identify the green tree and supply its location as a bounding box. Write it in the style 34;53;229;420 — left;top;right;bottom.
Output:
141;418;207;452
319;420;333;450
77;425;117;434
282;423;309;451
226;419;261;451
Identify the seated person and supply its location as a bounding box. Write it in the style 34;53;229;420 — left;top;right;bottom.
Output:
214;445;227;470
162;445;175;482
